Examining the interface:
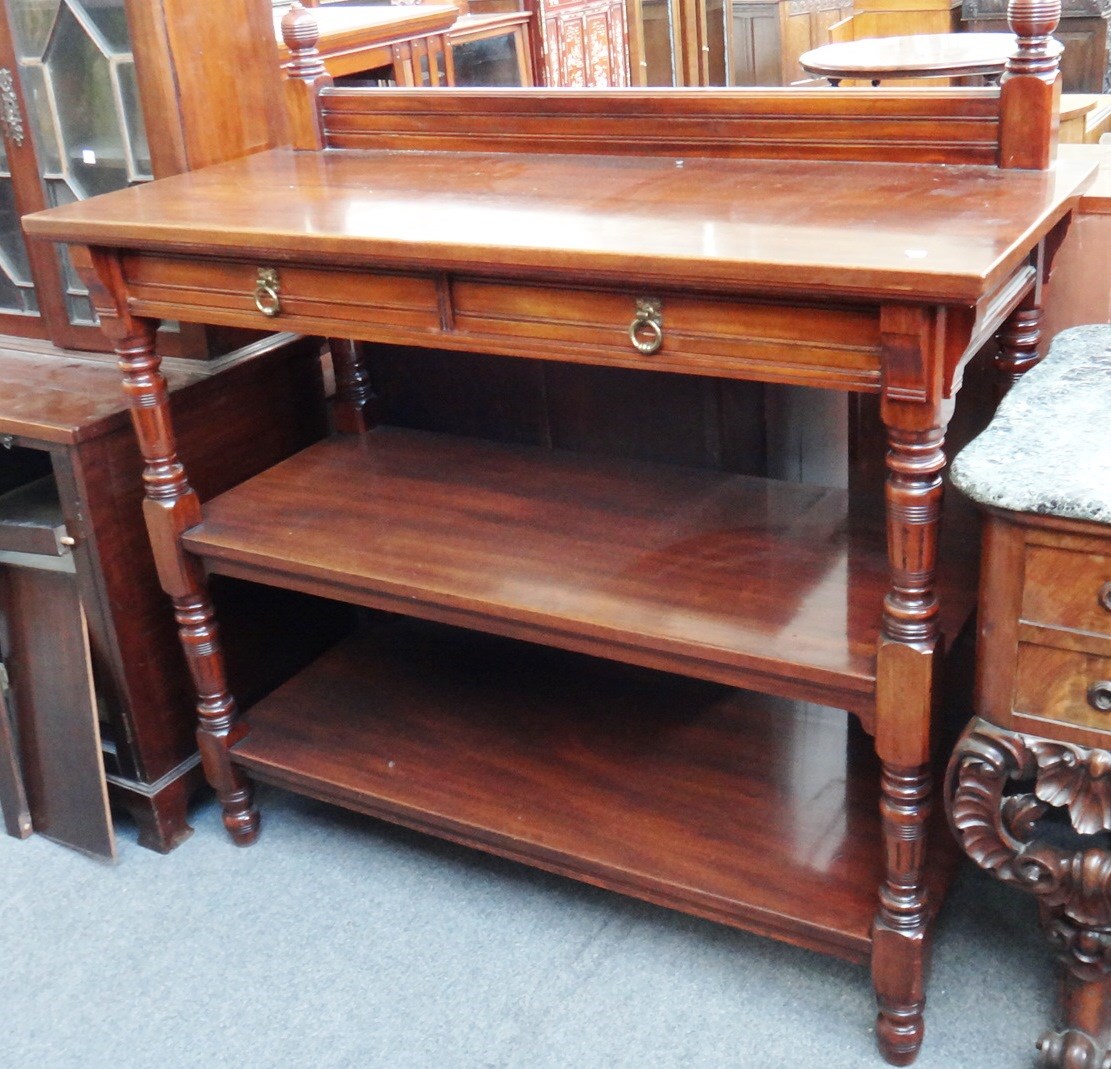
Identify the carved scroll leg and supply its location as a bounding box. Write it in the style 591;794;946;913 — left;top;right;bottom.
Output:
948;723;1111;1068
116;317;259;845
872;402;949;1065
1039;906;1111;1067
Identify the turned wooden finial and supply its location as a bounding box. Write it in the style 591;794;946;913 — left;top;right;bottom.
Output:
998;0;1062;168
280;2;333;151
282;3;326;79
1004;0;1063;82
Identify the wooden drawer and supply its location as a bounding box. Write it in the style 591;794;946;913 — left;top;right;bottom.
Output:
1021;544;1111;638
123;255;442;333
449;279;882;387
1014;642;1111;732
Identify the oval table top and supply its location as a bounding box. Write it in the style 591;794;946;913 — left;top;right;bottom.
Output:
799;32;1059;84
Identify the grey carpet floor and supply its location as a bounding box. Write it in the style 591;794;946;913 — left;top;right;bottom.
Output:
1;784;1053;1069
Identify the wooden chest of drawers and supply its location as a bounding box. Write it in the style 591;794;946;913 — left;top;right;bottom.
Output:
979;513;1111;746
946;323;1111;1069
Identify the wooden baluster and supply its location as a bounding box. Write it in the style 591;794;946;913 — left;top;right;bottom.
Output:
89;250;260;845
999;0;1062;169
995;289;1044;394
329;338;379;433
873;306;953;1065
282;2;333;151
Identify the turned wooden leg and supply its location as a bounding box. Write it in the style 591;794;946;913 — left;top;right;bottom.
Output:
873;378;949;1063
329;337;378;434
948;722;1111;1069
113;315;258;845
994;290;1043;395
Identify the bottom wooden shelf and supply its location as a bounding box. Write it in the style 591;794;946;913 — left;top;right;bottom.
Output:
233;618;958;963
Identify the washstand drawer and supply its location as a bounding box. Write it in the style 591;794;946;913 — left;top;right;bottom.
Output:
1014;642;1111;732
450;279;881;383
1021;545;1111;638
122;254;442;332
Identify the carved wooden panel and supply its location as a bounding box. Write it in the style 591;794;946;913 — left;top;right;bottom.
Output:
542;0;628;85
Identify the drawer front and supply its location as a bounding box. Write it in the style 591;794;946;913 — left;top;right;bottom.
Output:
450;279;882;386
123;255;442;332
1014;642;1111;732
1021;545;1111;638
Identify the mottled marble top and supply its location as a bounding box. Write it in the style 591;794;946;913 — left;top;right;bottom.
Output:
951;323;1111;525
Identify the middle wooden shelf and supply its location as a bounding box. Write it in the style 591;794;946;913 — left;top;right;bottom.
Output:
182;425;978;723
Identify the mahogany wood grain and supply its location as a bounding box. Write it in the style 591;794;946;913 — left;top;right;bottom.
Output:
0;567;114;858
123;0;289;175
233;617;925;962
24;151;1094;310
183;427;980;722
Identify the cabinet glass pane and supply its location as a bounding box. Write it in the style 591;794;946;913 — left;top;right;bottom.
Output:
0;174;38;315
9;0;150;325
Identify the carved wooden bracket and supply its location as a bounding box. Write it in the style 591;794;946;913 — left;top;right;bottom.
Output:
946;719;1111;970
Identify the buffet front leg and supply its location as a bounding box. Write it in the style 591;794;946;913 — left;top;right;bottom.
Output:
873;309;953;1065
119;321;258;844
87;251;259;845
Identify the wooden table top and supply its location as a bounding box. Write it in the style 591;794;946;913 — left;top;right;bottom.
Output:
23;146;1095;304
799;32;1056;80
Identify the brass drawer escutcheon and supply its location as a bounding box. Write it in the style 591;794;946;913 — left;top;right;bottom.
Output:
254;267;281;317
1089;681;1111;713
629;297;663;355
1100;581;1111;614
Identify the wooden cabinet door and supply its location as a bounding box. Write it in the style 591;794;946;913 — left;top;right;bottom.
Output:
541;0;629;84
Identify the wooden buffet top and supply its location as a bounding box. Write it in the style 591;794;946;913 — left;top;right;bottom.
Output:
25;143;1095;303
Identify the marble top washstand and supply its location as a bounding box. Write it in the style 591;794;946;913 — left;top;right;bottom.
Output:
951;323;1111;525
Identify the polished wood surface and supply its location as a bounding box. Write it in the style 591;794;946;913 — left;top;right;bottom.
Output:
24;139;1093;302
235;618;902;961
800;31;1023;83
184;426;979;720
23;7;1078;1056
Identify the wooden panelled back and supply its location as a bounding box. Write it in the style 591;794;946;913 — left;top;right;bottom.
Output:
317;86;1005;164
280;0;1061;169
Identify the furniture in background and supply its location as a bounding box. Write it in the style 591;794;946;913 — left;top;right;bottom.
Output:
450;9;537;86
730;0;854;84
962;0;1110;90
946;325;1111;1069
1044;144;1111;335
275;3;460;84
0;336;337;851
27;0;1087;1059
799;30;1020;83
1060;94;1111;141
829;0;961;41
0;477;110;856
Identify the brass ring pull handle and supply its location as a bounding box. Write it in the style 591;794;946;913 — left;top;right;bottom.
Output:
254;267;281;317
628;297;663;356
1088;681;1111;713
1100;581;1111;613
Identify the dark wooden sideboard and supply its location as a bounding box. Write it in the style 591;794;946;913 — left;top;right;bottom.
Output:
0;336;339;851
24;1;1092;1057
